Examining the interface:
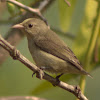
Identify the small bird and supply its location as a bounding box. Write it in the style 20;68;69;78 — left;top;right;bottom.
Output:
12;18;91;79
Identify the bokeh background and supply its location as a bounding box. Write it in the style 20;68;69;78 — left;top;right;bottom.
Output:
0;0;100;100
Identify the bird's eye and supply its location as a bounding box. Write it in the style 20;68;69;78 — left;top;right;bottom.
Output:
28;24;33;28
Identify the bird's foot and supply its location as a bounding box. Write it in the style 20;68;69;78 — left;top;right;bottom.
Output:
74;85;81;98
32;68;44;80
36;68;44;80
56;73;63;81
32;72;36;77
52;73;63;86
32;66;44;77
10;47;20;60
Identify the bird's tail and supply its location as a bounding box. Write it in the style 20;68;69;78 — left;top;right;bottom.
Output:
82;70;93;78
87;73;93;78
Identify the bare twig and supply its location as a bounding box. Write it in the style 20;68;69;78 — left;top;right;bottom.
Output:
64;0;71;7
39;0;50;11
0;96;46;100
0;34;88;100
6;0;41;16
6;0;47;24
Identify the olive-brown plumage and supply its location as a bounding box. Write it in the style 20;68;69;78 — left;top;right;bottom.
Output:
12;18;91;77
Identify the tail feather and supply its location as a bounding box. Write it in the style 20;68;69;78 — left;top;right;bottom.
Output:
82;70;93;78
85;71;93;78
87;73;93;78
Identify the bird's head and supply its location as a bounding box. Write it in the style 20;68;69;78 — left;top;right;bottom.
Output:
12;18;48;37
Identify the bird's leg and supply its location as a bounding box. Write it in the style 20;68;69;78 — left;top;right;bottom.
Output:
56;73;63;81
32;66;45;80
40;66;52;71
32;69;44;80
52;73;63;86
32;66;45;77
32;72;36;77
36;68;44;80
40;66;46;70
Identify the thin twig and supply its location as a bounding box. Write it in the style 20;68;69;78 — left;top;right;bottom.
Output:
6;0;46;23
39;0;50;11
6;0;41;15
0;34;88;100
64;0;71;7
0;96;46;100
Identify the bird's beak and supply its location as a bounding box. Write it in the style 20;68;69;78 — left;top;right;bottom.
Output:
12;24;24;29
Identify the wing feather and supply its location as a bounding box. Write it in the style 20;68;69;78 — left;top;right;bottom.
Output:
34;30;83;70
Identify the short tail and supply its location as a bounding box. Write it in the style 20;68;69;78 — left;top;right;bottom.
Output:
87;73;93;78
82;70;93;78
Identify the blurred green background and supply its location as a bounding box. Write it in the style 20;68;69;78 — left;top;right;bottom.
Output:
0;0;100;100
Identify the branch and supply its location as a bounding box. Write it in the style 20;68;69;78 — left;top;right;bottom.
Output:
6;0;48;24
0;96;46;100
64;0;71;7
0;34;88;100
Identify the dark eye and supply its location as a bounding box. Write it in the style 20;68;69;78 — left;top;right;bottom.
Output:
28;24;33;28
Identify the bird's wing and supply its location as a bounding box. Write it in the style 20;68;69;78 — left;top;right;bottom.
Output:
34;30;83;70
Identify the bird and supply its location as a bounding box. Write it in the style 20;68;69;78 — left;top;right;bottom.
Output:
12;18;91;79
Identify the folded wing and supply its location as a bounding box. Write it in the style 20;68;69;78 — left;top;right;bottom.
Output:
34;30;83;71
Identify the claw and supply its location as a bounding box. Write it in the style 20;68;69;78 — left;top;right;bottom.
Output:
52;74;63;86
36;69;44;80
32;67;44;80
10;47;20;60
32;72;36;77
56;73;63;80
